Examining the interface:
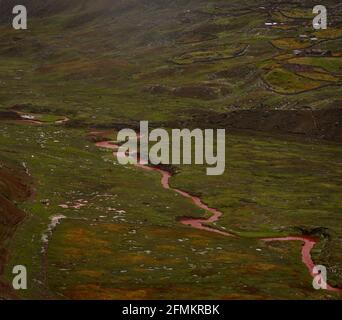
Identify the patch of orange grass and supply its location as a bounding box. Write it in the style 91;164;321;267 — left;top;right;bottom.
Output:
97;248;113;255
212;252;255;262
64;227;109;247
119;253;158;264
64;228;92;243
155;244;178;251
65;285;152;300
63;247;83;259
148;227;177;237
101;223;128;233
77;270;104;278
189;238;213;246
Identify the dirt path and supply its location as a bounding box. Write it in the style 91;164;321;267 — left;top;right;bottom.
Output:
95;138;341;293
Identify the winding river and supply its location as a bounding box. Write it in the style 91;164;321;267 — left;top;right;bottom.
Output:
95;139;341;293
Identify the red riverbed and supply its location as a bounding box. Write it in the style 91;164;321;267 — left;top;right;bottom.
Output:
95;139;341;292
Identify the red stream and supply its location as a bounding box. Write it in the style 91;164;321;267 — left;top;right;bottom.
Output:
95;140;341;292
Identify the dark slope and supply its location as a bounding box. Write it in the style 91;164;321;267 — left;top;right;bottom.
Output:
0;158;33;299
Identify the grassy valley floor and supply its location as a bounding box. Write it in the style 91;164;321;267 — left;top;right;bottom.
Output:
0;121;341;299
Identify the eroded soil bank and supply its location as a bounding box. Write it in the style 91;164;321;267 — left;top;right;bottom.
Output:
0;160;34;299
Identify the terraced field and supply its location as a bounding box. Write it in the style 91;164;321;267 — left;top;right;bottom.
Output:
0;0;341;300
